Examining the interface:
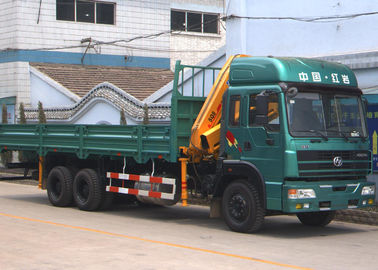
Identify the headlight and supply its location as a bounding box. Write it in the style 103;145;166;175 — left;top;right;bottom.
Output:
288;189;316;199
361;186;375;196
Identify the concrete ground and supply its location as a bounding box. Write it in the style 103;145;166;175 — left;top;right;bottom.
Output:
0;181;377;270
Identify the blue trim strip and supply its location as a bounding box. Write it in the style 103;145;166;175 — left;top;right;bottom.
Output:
0;96;16;105
364;94;378;105
0;50;170;69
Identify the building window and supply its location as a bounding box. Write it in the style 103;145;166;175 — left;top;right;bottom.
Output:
171;10;219;34
56;0;115;25
96;2;115;24
77;0;95;23
57;0;75;21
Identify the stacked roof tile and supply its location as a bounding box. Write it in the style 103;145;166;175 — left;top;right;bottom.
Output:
30;63;174;101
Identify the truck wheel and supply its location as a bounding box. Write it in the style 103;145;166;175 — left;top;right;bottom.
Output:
73;169;102;211
222;180;264;233
47;166;73;207
297;211;336;227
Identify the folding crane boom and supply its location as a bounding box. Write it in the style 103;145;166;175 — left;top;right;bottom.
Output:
185;54;249;162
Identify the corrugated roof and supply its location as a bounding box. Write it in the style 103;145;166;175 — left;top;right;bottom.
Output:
30;63;174;101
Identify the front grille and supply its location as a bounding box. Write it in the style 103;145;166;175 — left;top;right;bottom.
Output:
298;162;370;170
297;150;370;161
297;150;371;179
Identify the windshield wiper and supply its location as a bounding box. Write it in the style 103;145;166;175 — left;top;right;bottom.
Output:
340;131;367;142
339;131;349;142
309;130;328;141
292;129;329;141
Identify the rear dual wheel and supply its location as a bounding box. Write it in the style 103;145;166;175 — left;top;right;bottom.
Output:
47;166;73;207
73;168;103;211
47;166;112;211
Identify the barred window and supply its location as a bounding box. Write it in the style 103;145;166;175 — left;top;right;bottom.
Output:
57;0;115;25
171;10;219;34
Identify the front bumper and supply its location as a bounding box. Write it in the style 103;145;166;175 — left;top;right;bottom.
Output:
282;180;375;213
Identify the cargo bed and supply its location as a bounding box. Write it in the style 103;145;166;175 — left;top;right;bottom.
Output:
0;124;172;163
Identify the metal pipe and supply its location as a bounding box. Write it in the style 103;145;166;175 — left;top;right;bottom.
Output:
179;158;188;206
38;156;43;189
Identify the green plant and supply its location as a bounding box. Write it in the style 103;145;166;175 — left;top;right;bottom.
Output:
38;101;46;123
2;104;7;123
19;102;26;124
1;104;12;166
143;104;149;125
120;109;127;125
18;102;27;162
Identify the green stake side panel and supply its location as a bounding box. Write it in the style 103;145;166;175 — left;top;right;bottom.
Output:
169;60;219;158
173;94;206;151
0;124;171;163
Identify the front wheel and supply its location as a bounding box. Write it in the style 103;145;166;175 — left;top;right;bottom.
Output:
297;211;336;227
222;180;265;233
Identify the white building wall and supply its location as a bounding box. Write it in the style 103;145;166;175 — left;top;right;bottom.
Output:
223;0;378;92
6;0;170;58
354;68;378;91
170;29;226;68
0;0;229;123
73;100;126;125
0;1;17;49
170;0;226;67
30;73;77;107
0;62;30;106
226;0;378;58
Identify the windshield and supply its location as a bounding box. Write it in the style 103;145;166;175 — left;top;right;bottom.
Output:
287;91;367;138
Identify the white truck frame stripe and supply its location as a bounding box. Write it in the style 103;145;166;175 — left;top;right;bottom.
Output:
106;172;176;200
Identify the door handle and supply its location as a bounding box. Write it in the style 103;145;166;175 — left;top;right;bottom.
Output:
244;141;252;151
266;138;274;145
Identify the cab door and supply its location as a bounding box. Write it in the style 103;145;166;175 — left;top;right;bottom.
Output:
243;91;284;180
223;89;285;210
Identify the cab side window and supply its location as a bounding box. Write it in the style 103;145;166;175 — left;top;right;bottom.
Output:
229;95;241;126
249;93;280;131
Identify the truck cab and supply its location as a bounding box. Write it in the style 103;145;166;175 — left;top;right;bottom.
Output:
219;57;374;231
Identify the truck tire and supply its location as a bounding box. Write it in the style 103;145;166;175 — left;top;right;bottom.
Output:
222;180;265;233
73;168;102;211
297;211;336;227
47;166;73;207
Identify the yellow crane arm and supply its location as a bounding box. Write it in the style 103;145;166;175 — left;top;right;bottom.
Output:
185;54;249;161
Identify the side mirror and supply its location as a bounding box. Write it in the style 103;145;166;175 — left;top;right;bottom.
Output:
255;94;268;125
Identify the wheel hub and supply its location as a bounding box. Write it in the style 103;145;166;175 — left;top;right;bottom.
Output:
229;194;248;221
52;180;62;196
77;180;89;201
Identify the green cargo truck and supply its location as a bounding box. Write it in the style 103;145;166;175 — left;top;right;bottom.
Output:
0;56;375;233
